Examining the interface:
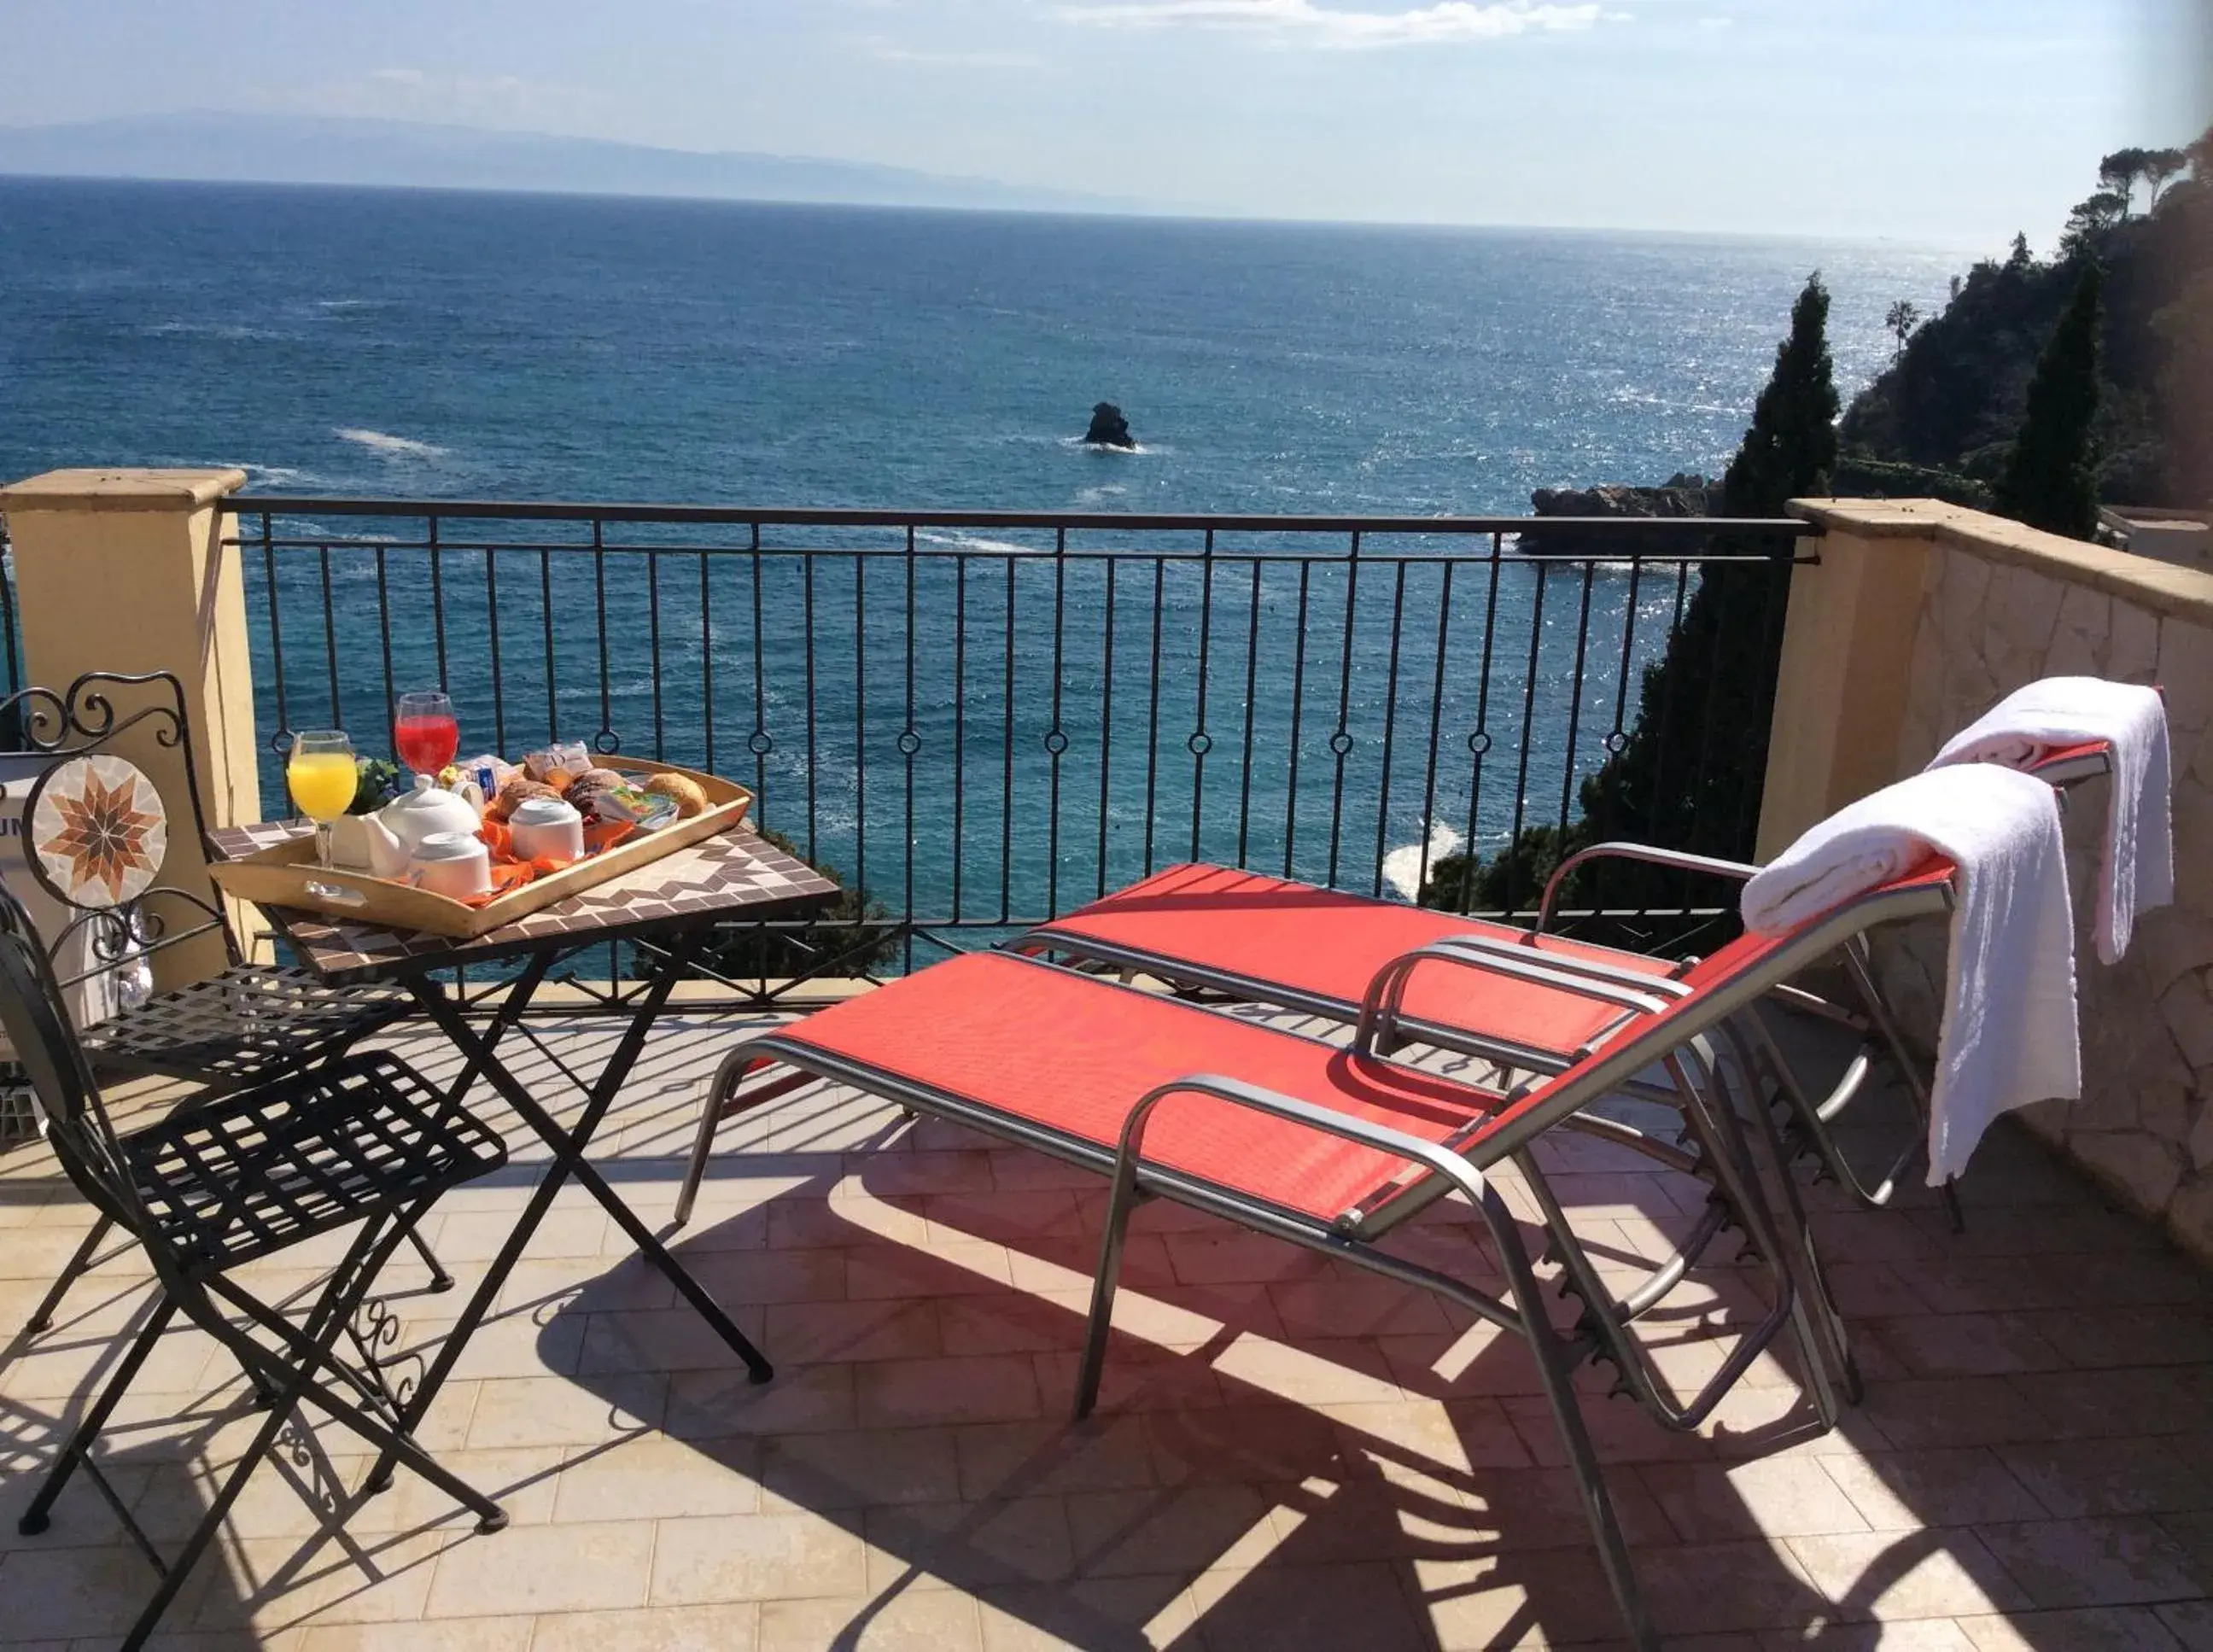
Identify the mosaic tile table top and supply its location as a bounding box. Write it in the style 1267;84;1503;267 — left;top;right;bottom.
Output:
207;820;839;981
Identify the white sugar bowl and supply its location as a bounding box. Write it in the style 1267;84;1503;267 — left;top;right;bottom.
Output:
406;831;492;899
508;796;586;866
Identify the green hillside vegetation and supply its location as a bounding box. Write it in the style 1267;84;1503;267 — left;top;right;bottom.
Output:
1418;276;1835;942
1415;130;2212;937
1843;134;2213;510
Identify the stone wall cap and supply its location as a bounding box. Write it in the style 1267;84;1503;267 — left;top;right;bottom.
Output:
1791;496;2213;628
0;468;248;512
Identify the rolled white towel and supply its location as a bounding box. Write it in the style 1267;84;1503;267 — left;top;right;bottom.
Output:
1929;676;2173;965
1743;764;2080;1184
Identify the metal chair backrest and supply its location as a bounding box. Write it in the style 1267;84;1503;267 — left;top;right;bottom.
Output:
0;671;241;995
0;879;143;1230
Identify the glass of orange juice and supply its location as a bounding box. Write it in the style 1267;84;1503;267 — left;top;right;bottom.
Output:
287;729;357;868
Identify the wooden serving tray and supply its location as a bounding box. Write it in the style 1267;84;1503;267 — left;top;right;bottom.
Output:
209;757;752;938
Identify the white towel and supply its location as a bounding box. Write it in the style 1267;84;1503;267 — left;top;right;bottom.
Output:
1927;676;2174;965
1743;765;2080;1184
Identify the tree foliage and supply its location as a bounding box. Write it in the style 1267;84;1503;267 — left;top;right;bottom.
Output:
1421;277;1836;943
1993;263;2105;540
1841;127;2211;506
1885;299;1921;359
687;826;901;987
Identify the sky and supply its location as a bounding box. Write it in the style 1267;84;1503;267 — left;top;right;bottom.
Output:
3;0;2205;244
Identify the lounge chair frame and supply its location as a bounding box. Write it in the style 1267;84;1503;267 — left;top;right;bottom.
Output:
677;873;1953;1650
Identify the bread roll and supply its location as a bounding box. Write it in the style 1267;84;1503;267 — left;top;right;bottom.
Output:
643;772;710;819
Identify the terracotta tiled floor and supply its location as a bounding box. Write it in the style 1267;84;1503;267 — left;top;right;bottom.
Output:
2;1002;2209;1649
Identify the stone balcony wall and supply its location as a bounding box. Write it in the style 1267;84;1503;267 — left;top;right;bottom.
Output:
1777;500;2213;1267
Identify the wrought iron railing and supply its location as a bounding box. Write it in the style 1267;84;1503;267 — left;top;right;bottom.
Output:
223;499;1813;1003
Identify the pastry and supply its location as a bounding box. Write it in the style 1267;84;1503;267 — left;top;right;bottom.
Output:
488;776;562;823
642;772;709;819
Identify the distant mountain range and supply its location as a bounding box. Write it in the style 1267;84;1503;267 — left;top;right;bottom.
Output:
0;112;1154;216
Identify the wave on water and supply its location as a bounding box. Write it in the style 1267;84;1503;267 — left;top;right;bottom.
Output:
1056;435;1153;456
242;463;319;487
1380;820;1464;902
335;427;447;458
915;529;1050;556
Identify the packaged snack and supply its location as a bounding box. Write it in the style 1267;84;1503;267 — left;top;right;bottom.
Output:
523;742;593;790
584;782;680;832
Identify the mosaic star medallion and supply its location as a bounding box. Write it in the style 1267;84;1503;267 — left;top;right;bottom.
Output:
31;755;168;909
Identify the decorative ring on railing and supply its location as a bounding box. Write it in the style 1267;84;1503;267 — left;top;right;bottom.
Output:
1467;731;1493;756
593;730;621;756
896;729;922;757
1187;732;1212;757
1604;731;1630;754
748;730;774;756
1042;729;1068;756
1328;731;1355;756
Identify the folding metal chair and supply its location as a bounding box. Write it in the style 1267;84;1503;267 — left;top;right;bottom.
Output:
0;671;434;1336
0;879;511;1650
676;864;1959;1649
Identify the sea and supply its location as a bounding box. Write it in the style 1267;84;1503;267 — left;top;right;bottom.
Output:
0;178;1962;925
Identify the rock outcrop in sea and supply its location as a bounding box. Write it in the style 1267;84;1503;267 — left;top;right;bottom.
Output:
1515;472;1718;557
1083;402;1136;449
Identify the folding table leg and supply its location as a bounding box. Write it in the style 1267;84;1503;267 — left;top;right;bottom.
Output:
365;931;770;1492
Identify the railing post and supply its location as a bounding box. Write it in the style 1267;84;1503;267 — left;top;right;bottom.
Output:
0;468;259;985
1754;499;1938;861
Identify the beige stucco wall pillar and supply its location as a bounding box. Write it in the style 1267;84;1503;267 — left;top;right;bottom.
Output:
1755;500;1940;860
1760;495;2213;1267
0;468;259;985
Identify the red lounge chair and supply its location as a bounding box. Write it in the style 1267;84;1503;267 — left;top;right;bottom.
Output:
1008;738;2117;1220
675;865;1956;1651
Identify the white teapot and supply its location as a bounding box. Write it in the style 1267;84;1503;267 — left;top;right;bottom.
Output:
361;776;482;879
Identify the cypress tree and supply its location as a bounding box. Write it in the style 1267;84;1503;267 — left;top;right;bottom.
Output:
1993;264;2104;540
1424;275;1837;937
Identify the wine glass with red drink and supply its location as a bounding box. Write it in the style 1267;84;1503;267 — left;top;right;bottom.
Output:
394;690;460;780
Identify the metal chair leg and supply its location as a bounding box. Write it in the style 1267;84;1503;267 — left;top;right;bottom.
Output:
22;1216;113;1334
118;1369;306;1652
19;1296;177;1534
1474;1179;1658;1650
401;1225;455;1293
675;1051;747;1229
1075;1135;1144;1421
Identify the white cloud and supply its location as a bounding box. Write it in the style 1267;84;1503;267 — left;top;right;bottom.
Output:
1056;0;1610;48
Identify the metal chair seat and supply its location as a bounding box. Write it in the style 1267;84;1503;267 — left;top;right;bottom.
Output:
82;965;415;1090
121;1049;505;1274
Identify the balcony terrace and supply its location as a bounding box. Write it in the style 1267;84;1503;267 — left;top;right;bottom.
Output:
2;1002;2207;1648
0;472;2207;1649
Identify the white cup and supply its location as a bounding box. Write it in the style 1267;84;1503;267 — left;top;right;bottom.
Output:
406;831;493;899
508;797;587;866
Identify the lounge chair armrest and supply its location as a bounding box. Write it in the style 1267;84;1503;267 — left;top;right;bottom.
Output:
1352;940;1671;1059
1118;1071;1495;1228
1537;842;1764;934
1430;931;1693;999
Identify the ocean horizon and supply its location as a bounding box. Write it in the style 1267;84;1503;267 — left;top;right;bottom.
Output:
0;176;1961;918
